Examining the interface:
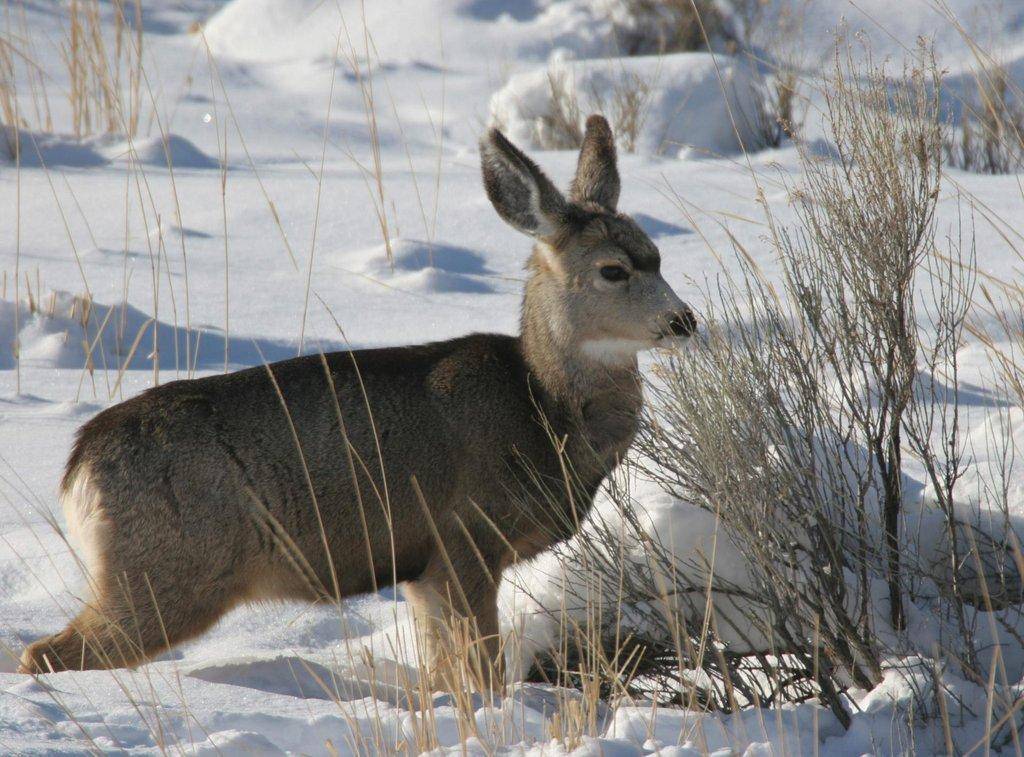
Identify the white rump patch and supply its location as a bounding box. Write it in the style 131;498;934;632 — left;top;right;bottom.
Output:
61;464;110;591
580;338;650;364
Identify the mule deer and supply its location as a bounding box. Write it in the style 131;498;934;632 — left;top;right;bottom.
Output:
21;115;694;689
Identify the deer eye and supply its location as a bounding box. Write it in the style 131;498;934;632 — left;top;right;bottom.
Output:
599;265;629;282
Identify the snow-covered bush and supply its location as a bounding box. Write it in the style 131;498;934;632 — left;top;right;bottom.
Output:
489;52;763;156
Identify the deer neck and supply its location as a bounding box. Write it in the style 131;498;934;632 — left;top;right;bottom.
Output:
519;269;642;450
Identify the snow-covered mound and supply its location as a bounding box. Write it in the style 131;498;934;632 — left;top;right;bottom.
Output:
2;130;215;169
0;292;327;371
101;133;218;169
1;128;107;168
329;238;498;294
203;0;534;65
490;53;763;157
202;0;343;62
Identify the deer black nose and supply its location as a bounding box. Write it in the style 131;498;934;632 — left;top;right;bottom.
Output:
667;308;697;337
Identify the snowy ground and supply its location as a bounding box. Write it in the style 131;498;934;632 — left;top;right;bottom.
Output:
1;0;1023;754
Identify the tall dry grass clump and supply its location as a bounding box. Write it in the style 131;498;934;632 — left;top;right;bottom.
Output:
944;60;1024;174
62;0;144;140
0;0;143;159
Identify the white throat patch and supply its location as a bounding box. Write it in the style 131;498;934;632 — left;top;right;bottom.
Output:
580;338;650;364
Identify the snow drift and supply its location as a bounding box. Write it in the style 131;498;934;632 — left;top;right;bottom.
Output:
1;130;215;169
329;238;498;295
0;292;335;372
101;133;218;169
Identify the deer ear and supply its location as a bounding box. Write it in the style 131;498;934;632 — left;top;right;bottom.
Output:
480;127;568;240
569;115;620;212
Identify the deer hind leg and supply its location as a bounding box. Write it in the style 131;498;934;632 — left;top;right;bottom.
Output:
20;568;238;674
20;604;128;673
21;465;253;674
404;550;504;694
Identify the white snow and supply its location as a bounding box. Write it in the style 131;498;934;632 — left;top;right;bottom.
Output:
1;0;1024;754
